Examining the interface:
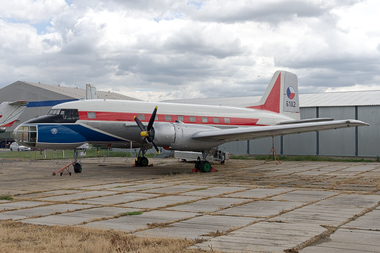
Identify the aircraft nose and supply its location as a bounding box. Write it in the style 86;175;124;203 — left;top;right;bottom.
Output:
13;124;37;147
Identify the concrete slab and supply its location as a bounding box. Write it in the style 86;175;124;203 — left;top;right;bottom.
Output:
226;188;291;199
136;215;257;239
13;190;81;199
78;183;134;190
74;192;158;205
301;229;380;252
22;206;135;226
342;209;380;230
0;203;93;220
268;194;380;227
180;186;245;197
122;195;203;209
217;200;304;217
84;210;198;232
0;201;46;211
193;222;327;252
110;183;172;192
143;184;206;194
268;207;360;226
316;194;380;208
270;190;337;203
167;197;250;213
37;190;118;202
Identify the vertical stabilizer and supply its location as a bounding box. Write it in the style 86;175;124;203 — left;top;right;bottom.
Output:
0;101;28;127
248;71;300;120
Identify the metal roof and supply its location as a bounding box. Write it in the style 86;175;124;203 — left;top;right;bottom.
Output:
23;81;140;101
164;90;380;108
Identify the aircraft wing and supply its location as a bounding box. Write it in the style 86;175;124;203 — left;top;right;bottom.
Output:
192;120;368;142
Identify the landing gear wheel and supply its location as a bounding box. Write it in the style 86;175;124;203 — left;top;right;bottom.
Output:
199;161;212;173
73;162;82;173
136;157;149;167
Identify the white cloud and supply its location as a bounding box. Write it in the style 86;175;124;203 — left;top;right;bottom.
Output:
0;0;379;101
0;0;68;23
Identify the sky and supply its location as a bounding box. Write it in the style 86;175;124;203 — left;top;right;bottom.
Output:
0;0;379;102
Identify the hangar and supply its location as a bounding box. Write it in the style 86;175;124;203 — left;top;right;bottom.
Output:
0;81;139;147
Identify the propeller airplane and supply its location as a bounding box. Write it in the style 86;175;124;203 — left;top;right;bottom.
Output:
13;71;368;172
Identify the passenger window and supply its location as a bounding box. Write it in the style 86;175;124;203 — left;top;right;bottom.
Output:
190;116;196;122
202;117;208;123
213;117;219;123
165;115;172;121
138;114;145;120
224;118;230;123
88;112;96;119
177;115;184;121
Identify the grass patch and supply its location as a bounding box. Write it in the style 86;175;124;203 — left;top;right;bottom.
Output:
0;195;13;201
119;211;143;216
0;220;203;253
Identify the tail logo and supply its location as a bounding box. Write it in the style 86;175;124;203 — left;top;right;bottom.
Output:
286;86;296;100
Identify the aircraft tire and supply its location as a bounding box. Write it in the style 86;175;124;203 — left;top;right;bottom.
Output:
136;157;149;167
140;157;149;166
199;161;212;173
73;162;82;173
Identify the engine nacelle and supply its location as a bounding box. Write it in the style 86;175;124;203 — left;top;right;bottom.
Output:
154;122;224;151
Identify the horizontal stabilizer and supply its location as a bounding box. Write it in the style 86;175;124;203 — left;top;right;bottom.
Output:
8;101;28;106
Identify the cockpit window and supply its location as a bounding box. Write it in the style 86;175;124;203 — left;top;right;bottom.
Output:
60;109;79;120
48;109;60;115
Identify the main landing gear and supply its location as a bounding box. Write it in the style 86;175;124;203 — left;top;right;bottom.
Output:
193;150;217;173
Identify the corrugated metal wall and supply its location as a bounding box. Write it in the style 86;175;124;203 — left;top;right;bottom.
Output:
219;106;380;157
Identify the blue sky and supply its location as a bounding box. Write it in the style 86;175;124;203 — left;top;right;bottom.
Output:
0;0;379;101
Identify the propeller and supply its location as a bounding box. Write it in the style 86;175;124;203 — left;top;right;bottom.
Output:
134;106;160;154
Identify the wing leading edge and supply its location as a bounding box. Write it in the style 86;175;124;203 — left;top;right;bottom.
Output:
191;120;368;142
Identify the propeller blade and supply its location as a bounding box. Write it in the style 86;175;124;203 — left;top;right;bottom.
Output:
152;141;160;154
134;116;146;132
147;106;157;131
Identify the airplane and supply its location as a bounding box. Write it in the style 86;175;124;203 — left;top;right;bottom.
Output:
0;101;28;133
13;71;368;172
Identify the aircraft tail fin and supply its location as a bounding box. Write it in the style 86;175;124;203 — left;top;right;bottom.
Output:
0;101;28;127
248;70;300;120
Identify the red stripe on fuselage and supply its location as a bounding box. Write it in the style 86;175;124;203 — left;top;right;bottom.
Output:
78;111;259;126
